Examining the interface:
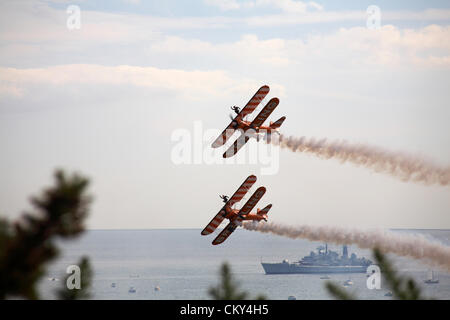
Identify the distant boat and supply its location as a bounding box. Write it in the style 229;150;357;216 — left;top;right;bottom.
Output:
343;279;353;287
48;277;58;281
128;287;136;293
288;296;296;300
261;244;372;274
111;282;116;288
384;291;393;297
424;270;439;284
320;275;330;280
154;286;160;291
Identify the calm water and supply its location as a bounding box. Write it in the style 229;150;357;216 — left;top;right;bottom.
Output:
38;229;450;300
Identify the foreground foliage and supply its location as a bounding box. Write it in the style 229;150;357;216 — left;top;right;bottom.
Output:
0;170;92;299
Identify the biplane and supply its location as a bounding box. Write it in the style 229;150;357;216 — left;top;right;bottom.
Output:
211;85;286;158
201;175;272;245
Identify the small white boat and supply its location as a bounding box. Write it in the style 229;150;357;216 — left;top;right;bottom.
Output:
288;296;296;300
424;270;439;284
154;286;160;291
343;279;353;286
320;275;330;280
384;291;393;297
128;287;136;293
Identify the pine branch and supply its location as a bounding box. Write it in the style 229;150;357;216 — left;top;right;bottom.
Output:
0;170;91;299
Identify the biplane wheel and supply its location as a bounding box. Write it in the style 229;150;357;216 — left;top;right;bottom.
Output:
231;121;238;129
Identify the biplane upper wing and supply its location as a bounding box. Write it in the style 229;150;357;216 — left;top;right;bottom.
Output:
212;220;239;245
228;174;257;206
200;175;257;235
222;133;250;158
211;85;269;148
237;85;270;120
237;186;266;217
249;97;279;129
201;208;227;236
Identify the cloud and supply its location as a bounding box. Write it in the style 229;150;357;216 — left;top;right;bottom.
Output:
204;0;323;13
0;64;281;106
148;25;450;69
204;0;241;11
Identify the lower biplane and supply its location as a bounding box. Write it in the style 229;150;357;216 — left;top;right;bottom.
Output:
211;85;286;158
201;175;272;245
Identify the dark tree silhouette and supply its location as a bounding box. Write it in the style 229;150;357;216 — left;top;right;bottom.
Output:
209;262;266;300
0;170;92;300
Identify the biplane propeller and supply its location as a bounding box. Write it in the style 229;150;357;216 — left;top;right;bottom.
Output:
201;175;272;245
211;85;286;158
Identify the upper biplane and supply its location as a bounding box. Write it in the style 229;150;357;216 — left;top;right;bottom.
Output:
201;175;272;245
211;85;286;158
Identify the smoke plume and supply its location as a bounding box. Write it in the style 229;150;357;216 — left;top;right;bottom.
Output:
269;134;450;186
243;221;450;271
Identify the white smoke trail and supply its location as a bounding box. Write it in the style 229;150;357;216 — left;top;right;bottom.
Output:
269;134;450;186
243;221;450;271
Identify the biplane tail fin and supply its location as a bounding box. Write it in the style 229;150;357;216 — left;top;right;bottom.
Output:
257;204;272;221
269;116;286;129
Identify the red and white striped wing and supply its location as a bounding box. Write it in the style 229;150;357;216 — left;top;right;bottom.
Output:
228;175;257;206
249;97;279;128
211;85;269;148
212;221;239;245
201;209;226;235
237;85;270;120
222;134;250;159
237;186;266;216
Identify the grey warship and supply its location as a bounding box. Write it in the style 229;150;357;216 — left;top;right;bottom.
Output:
261;244;372;274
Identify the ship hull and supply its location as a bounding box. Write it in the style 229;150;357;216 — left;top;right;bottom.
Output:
261;263;368;274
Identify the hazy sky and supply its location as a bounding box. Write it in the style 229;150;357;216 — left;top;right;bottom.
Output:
0;0;449;230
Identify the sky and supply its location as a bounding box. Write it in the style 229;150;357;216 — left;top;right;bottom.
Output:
0;0;449;230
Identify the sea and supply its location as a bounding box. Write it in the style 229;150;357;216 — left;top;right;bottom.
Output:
38;229;450;300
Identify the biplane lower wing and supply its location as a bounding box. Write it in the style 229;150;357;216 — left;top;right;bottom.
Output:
212;221;239;245
211;85;269;148
201;209;226;235
222;133;250;158
237;187;266;217
249;97;279;128
211;124;236;149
